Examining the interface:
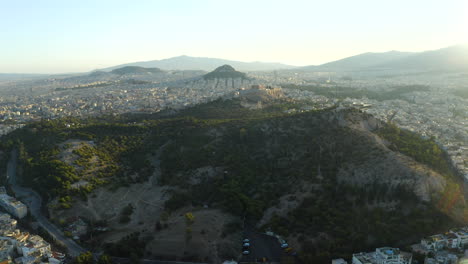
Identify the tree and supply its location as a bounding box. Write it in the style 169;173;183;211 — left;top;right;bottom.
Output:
185;212;195;224
74;251;93;264
97;254;111;264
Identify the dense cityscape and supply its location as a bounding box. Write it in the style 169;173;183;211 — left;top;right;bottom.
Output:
1;70;467;182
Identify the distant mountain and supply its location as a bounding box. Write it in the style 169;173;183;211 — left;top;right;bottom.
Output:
300;51;414;71
101;55;296;72
300;45;468;72
88;70;111;77
110;66;163;75
203;65;247;80
375;44;468;72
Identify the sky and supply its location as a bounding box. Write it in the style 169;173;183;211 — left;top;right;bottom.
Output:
1;0;468;73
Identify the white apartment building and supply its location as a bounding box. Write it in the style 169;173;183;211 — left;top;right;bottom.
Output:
353;247;412;264
0;187;27;219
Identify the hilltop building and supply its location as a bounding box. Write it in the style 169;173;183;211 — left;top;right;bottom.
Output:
238;84;284;109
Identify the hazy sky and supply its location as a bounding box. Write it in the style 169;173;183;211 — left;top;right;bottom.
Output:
1;0;467;73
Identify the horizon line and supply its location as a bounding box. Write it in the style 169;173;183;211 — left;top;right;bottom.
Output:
2;43;467;75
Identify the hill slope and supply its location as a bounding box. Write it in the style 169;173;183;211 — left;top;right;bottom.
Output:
301;51;414;71
203;64;247;80
1;99;466;263
376;44;468;72
299;45;468;72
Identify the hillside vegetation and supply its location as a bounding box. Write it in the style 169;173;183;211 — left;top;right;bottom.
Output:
0;98;465;263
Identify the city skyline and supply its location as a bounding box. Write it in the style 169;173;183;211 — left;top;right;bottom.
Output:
1;0;468;73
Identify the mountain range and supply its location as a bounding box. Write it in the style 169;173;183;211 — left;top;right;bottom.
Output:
300;51;415;71
100;55;296;72
99;44;468;74
2;45;468;76
109;66;163;75
300;44;468;72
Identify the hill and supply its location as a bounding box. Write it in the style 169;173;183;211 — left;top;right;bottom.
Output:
301;51;414;71
110;66;163;75
375;44;468;72
300;45;468;72
203;64;247;80
0;99;466;263
101;55;296;72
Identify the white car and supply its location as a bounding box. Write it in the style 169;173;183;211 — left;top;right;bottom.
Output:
243;238;250;243
281;243;289;248
243;242;250;247
242;250;250;255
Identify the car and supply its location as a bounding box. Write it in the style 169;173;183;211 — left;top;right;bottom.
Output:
281;243;289;248
242;250;250;255
243;242;250;247
243;238;250;243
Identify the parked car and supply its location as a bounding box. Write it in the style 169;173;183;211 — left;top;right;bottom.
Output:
243;238;250;243
281;243;289;248
243;242;250;247
242;250;250;255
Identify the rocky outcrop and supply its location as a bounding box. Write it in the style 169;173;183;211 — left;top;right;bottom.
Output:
203;65;247;80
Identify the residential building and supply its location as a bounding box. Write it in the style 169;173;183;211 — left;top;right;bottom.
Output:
333;259;349;264
353;247;412;264
425;251;458;264
450;229;468;248
422;235;448;252
17;235;51;259
0;239;14;263
0;188;27;219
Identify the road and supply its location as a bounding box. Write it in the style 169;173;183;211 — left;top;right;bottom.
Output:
6;149;86;257
240;225;282;263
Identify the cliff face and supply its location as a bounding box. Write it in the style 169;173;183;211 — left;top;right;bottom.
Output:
336;113;447;202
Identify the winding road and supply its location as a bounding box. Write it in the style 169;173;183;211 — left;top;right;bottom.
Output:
6;149;86;257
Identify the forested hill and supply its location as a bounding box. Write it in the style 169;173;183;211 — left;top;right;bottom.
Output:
0;99;466;263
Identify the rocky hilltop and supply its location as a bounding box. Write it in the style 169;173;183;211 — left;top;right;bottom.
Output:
203;64;247;80
181;65;255;90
